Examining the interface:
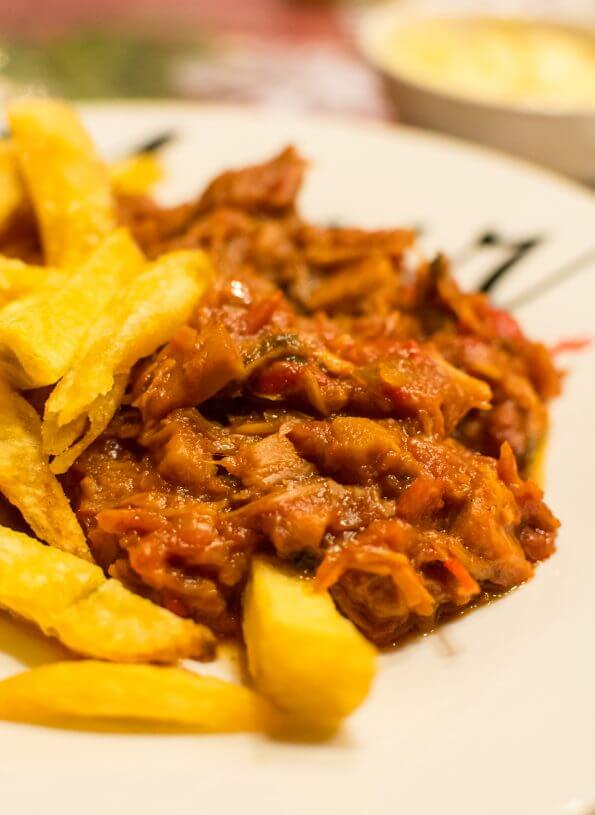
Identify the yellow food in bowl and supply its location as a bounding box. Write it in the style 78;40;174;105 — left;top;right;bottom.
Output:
377;17;595;111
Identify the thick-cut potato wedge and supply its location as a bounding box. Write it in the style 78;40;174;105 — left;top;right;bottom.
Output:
0;228;144;388
0;527;103;624
0;526;215;661
8;98;116;266
0;141;27;231
48;579;215;663
244;557;377;723
0;257;65;306
0;383;90;560
43;250;213;470
0;661;274;732
109;153;163;196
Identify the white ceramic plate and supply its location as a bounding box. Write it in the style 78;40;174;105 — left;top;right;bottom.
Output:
1;103;594;815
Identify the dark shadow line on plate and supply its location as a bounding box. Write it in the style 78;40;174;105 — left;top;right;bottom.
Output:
478;234;544;293
503;245;595;311
454;230;544;293
125;131;177;157
0;126;176;156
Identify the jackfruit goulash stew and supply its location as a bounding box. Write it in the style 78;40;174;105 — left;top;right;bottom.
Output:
2;128;560;650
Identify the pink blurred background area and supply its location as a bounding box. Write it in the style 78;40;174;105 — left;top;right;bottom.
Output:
0;0;344;41
0;0;390;117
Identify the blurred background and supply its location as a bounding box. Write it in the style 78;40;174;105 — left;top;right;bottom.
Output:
0;0;386;114
0;0;593;180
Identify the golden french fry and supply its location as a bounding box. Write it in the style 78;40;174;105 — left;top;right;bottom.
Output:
48;579;215;663
0;228;144;388
0;140;27;232
8;98;116;266
243;557;376;723
0;383;90;560
43;250;213;468
0;256;65;306
109;153;163;196
0;137;161;234
0;661;275;732
0;527;103;623
48;375;128;474
0;526;215;661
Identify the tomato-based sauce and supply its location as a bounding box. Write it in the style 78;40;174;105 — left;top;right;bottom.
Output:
4;147;560;645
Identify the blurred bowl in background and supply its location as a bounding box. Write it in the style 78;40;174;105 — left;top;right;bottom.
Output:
354;2;595;182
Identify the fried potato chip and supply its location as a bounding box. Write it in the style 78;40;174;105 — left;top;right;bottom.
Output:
0;383;90;559
43;250;213;470
243;557;376;723
47;374;128;474
0;525;215;661
109;153;163;196
0;140;27;232
0;228;144;388
0;661;275;732
0;527;102;624
49;579;215;663
0;257;64;306
8;98;116;266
